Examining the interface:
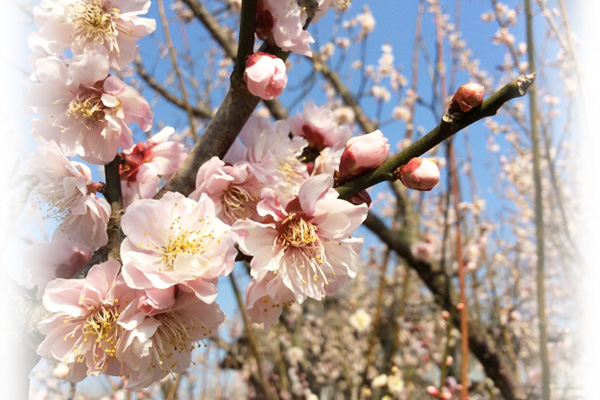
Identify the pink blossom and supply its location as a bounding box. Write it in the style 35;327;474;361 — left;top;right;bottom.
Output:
244;52;287;100
225;116;309;204
27;138;111;248
426;386;440;397
120;127;187;207
29;49;152;164
37;261;138;382
338;130;390;181
32;0;156;70
311;146;344;177
117;291;225;390
244;274;295;330
411;238;435;262
396;157;441;191
190;156;263;225
259;0;315;56
120;192;237;303
288;102;352;150
22;237;92;298
233;174;368;304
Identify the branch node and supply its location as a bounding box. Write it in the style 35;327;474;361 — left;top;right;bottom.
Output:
517;73;536;95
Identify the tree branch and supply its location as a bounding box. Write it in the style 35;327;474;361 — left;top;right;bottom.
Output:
135;56;214;119
335;74;536;199
180;0;288;120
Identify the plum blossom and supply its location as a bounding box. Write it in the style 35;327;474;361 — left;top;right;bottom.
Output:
244;273;295;329
120;127;188;207
27;138;110;248
244;52;287;100
233;174;368;304
288;102;352;151
225;116;309;204
349;308;372;333
189;156;263;225
32;0;156;69
37;261;137;382
29;48;152;164
22;237;92;298
259;0;315;56
120;192;237;303
116;291;225;390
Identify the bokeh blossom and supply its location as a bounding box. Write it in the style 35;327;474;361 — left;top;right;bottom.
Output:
32;0;156;69
27;138;111;248
29;48;152;164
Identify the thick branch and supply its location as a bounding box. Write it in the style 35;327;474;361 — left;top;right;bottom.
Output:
180;0;288;120
156;73;260;197
363;212;526;400
335;74;536;199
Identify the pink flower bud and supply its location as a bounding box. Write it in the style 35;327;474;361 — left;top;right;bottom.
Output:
451;82;485;112
396;157;440;191
426;386;440;397
244;52;287;100
338;130;390;180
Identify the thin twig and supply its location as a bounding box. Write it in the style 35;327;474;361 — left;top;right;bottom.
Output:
335;74;536;200
229;274;278;400
135;57;213;119
432;2;468;396
359;249;391;393
525;1;550;399
157;0;198;140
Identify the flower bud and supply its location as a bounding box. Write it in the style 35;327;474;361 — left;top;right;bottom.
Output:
338;130;390;181
426;386;440;397
451;82;485;113
244;52;287;100
396;157;440;191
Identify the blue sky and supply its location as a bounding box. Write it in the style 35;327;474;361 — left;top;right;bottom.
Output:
0;0;592;397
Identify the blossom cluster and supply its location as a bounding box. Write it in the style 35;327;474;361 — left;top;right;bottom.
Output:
24;0;443;391
23;0;387;387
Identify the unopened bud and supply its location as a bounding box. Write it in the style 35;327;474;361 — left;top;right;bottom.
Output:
426;386;440;397
451;82;485;112
395;157;440;191
244;52;287;100
338;130;390;181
